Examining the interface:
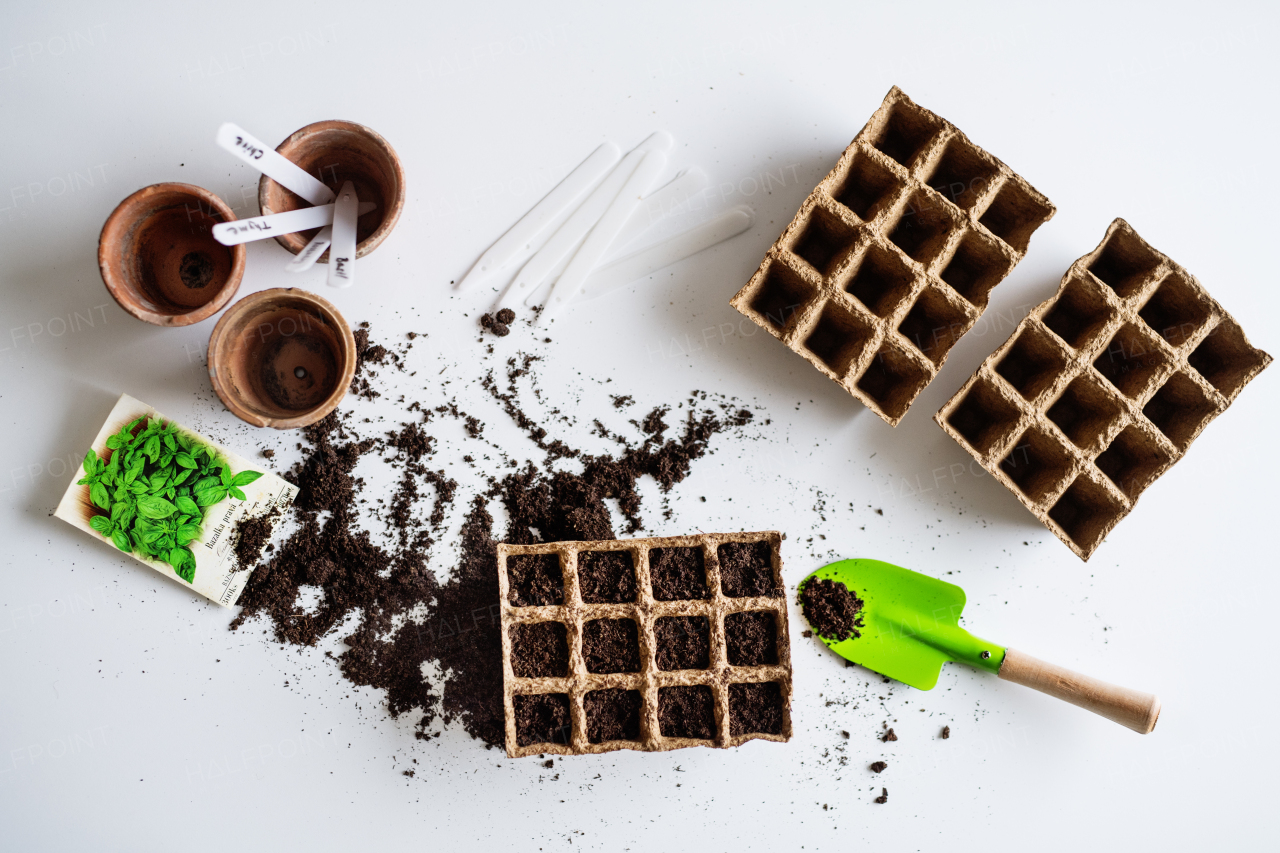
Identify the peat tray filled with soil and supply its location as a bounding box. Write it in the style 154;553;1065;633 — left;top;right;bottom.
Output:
497;532;793;756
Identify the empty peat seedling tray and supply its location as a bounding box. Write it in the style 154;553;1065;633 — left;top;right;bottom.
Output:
53;394;297;606
497;532;793;757
731;85;1055;425
936;218;1272;559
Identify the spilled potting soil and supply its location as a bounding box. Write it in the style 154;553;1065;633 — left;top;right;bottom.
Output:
230;328;757;748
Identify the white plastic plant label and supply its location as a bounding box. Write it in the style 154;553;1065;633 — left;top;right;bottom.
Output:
54;393;298;607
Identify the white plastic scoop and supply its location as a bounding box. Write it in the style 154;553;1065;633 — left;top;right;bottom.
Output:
496;132;673;312
455;142;621;291
575;206;755;302
538;135;671;323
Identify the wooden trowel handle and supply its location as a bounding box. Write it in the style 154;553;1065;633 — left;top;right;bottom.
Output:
998;648;1161;734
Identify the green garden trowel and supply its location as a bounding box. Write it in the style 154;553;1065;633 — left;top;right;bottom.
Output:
803;559;1160;734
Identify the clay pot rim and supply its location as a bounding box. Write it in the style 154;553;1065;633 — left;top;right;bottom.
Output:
207;287;356;430
257;119;405;261
98;182;246;327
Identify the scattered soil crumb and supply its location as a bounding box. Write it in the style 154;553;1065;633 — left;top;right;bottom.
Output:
232;505;284;570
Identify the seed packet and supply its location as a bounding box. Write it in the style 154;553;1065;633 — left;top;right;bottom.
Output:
54;393;297;606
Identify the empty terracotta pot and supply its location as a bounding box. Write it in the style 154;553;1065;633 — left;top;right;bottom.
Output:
99;183;245;326
258;120;404;261
207;288;356;429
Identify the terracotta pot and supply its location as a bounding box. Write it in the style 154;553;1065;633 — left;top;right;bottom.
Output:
258;120;404;262
207;288;356;429
99;183;245;326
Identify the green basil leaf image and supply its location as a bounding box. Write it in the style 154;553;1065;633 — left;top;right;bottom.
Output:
175;453;196;469
106;434;122;450
195;485;226;507
172;549;196;583
175;495;199;516
219;465;231;487
229;486;246;501
110;501;124;523
90;482;109;509
89;515;112;534
175;524;200;546
111;530;132;552
143;434;159;461
163;433;176;452
157;534;176;551
231;470;264;488
118;503;136;529
172;467;193;486
125;456;144;484
137;495;177;519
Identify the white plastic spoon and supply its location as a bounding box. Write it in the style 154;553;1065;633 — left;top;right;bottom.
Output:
454;142;621;291
576;206;755;302
497;132;673;312
538;141;669;323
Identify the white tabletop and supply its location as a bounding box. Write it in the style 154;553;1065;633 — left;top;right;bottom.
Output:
1;2;1275;850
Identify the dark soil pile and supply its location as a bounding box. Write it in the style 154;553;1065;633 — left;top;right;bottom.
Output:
179;251;214;288
584;689;641;743
232;505;283;570
728;681;785;736
799;578;865;642
480;308;516;337
657;685;715;739
654;616;710;671
231;329;757;749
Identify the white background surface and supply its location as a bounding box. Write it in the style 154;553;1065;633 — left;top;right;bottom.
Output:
2;2;1276;850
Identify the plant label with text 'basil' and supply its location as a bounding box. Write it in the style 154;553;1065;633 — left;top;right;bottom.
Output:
54;394;298;607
